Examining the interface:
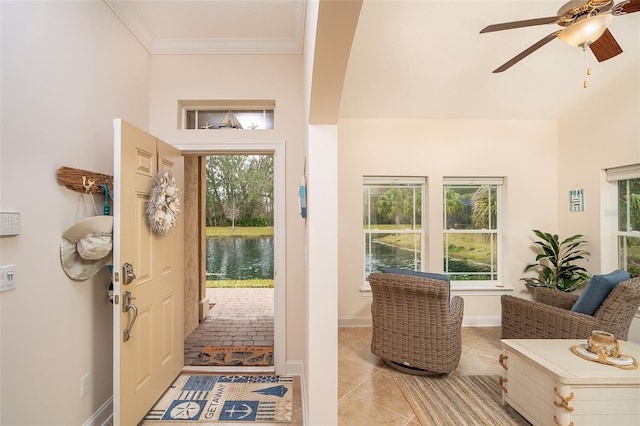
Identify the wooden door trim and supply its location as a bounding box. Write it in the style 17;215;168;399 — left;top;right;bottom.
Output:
183;156;206;336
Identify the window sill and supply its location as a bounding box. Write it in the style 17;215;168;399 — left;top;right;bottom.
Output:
451;283;514;296
360;283;514;297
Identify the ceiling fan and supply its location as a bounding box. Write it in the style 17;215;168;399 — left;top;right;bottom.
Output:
480;0;640;73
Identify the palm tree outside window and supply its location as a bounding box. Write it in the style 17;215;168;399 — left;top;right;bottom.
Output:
443;178;503;283
363;177;425;284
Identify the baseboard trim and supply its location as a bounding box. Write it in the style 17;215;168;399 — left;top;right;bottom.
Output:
199;296;210;320
285;360;307;426
285;360;304;377
462;316;501;327
338;316;501;328
338;317;372;327
83;396;113;426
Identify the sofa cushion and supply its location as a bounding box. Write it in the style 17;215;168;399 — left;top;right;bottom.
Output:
571;270;630;315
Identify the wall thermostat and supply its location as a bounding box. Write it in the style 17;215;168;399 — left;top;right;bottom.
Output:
0;212;20;236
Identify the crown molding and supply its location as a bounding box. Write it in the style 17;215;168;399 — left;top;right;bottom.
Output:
104;0;305;55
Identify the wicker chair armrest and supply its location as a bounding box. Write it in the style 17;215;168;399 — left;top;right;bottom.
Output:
449;295;464;325
501;295;599;339
533;287;579;310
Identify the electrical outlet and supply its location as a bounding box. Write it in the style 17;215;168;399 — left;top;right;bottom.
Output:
81;373;90;397
0;265;16;292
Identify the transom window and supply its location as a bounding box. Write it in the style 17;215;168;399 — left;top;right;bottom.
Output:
443;178;503;282
178;99;275;130
363;177;424;281
185;109;274;130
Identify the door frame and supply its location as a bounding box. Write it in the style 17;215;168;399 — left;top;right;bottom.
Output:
176;139;286;374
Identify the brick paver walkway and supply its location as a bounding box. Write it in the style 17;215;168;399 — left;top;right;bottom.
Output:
183;287;274;365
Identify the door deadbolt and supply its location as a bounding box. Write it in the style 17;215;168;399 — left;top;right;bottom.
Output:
122;263;136;285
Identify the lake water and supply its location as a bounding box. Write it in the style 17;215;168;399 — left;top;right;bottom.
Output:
367;240;491;277
207;236;488;281
206;236;274;280
367;241;421;272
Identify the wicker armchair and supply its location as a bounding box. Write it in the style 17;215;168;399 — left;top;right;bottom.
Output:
369;272;464;375
501;277;640;340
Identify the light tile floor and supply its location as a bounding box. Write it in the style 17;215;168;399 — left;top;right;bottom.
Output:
338;326;504;425
178;289;504;425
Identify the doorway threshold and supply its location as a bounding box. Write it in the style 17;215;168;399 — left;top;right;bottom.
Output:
181;365;276;374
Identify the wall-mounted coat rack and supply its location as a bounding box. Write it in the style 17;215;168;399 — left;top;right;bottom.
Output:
57;166;113;195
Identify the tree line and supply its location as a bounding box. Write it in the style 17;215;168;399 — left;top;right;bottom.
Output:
372;185;496;229
206;155;274;227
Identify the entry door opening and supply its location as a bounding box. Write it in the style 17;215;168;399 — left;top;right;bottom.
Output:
184;154;275;369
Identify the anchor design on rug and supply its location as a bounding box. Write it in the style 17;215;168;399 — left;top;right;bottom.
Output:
224;403;253;418
252;384;288;398
219;401;259;421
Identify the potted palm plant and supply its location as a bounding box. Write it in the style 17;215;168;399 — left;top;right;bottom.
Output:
521;229;591;292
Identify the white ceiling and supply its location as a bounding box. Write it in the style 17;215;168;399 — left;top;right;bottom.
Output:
105;0;306;54
106;0;640;120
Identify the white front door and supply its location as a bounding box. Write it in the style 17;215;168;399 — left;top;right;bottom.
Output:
113;119;184;425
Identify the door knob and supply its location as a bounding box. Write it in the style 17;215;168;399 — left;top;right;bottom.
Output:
122;291;138;342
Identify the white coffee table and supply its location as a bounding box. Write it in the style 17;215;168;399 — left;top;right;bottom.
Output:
500;339;640;426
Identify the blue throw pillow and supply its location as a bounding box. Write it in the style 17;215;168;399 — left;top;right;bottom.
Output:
571;270;630;315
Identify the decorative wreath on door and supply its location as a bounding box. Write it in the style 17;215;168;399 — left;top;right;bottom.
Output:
146;170;180;235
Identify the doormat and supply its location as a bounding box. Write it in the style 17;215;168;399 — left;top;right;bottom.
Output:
143;374;293;423
193;346;273;366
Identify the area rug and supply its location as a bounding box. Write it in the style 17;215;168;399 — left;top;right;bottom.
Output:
143;375;293;423
394;374;531;426
193;346;273;366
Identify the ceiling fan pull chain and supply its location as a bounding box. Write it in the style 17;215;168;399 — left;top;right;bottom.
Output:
583;47;591;88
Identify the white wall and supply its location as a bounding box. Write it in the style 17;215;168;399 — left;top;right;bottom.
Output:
306;125;338;426
147;54;308;364
337;118;559;325
0;1;149;424
558;60;640;342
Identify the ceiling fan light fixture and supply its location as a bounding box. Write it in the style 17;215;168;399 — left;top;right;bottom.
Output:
558;14;613;47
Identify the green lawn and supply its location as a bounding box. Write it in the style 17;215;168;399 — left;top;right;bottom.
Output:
377;232;493;262
206;279;274;288
206;226;274;237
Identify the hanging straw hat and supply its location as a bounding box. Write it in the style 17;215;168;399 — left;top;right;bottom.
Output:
60;215;113;281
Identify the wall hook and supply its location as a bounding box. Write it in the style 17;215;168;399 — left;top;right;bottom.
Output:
82;176;95;193
57;166;113;195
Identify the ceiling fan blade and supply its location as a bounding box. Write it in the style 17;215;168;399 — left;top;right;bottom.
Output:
480;16;561;34
620;0;640;14
589;29;623;62
492;31;561;73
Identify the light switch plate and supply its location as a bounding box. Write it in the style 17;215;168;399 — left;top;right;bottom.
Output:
0;265;16;292
0;212;20;236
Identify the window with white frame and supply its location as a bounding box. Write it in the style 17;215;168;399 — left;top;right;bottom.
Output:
185;108;274;130
443;178;503;282
606;165;640;278
177;99;275;130
363;177;425;281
